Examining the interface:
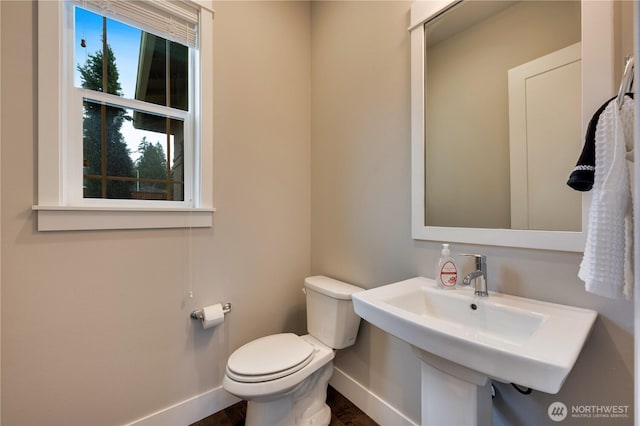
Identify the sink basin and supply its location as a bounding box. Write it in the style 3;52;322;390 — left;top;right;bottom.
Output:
352;277;597;394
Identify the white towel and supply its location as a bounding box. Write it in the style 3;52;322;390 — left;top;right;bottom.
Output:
579;96;634;300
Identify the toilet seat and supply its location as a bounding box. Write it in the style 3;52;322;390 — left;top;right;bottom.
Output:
223;334;335;401
226;333;315;383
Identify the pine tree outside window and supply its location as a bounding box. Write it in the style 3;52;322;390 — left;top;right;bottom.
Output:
35;0;214;231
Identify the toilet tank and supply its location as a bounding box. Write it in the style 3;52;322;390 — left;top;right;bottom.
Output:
304;276;363;349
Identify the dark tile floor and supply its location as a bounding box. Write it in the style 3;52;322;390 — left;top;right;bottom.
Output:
191;385;379;426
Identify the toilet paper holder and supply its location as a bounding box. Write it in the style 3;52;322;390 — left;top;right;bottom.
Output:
190;302;232;320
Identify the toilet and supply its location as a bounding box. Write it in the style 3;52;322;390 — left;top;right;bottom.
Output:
223;276;363;426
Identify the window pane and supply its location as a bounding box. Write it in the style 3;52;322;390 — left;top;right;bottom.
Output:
136;34;189;111
83;100;185;201
74;7;189;110
74;8;137;97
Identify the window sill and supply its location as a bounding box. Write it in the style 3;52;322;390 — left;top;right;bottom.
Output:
32;205;215;231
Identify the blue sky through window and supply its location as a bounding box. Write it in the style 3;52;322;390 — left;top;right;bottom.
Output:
74;7;141;98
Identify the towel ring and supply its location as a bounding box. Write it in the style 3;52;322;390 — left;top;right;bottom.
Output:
616;56;634;109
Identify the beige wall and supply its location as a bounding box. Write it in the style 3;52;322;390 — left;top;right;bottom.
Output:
0;1;635;426
0;1;310;424
311;1;633;425
426;1;580;229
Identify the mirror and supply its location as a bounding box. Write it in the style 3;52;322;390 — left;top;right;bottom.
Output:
410;0;616;251
425;1;580;231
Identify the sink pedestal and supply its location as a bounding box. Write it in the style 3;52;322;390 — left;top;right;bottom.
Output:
414;347;493;426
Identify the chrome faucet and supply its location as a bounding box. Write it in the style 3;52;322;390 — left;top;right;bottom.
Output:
461;254;488;297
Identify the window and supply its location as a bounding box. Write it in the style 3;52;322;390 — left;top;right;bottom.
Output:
35;0;214;231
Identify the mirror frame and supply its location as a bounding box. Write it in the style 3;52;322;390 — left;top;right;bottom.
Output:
410;0;616;251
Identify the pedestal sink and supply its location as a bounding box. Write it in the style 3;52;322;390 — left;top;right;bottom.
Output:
351;277;597;426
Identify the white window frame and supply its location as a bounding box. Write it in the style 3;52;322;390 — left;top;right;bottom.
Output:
34;0;215;231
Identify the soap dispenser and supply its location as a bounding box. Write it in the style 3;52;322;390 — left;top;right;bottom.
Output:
435;243;458;289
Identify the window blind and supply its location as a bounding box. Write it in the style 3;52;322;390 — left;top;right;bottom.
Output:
74;0;199;47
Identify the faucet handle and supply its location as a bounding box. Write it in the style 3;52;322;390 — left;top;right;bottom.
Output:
460;253;486;268
460;253;485;259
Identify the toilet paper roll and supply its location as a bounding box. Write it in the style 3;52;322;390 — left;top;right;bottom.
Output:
201;303;225;329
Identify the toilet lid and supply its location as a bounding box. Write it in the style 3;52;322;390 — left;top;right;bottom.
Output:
226;333;315;383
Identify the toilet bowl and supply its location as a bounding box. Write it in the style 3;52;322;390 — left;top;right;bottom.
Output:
223;276;363;426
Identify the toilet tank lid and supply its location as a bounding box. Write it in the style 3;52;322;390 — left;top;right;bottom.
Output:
304;276;363;300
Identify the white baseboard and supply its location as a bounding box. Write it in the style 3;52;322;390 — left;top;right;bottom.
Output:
329;366;418;426
125;367;414;426
126;386;241;426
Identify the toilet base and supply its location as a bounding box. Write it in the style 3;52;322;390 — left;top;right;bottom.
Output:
245;362;334;426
